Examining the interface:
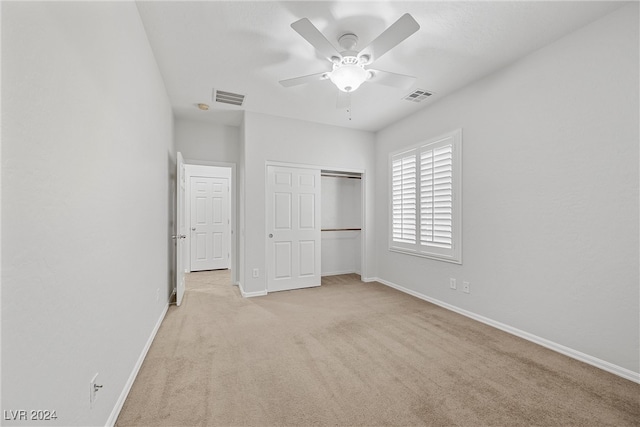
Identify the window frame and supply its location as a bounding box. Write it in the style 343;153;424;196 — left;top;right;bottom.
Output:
388;129;462;264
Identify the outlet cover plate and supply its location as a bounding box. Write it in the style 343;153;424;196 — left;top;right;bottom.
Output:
463;281;470;294
449;278;457;290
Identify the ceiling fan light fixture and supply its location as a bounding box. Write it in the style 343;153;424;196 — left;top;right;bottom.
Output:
359;54;371;65
329;63;368;92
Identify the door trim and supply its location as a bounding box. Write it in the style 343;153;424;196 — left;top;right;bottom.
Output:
176;152;186;306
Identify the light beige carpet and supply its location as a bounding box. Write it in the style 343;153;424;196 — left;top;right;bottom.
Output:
116;271;639;426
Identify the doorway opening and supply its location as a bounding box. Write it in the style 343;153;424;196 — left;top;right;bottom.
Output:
320;170;362;277
184;162;237;285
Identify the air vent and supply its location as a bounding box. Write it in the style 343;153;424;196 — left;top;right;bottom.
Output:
403;89;433;103
213;89;245;106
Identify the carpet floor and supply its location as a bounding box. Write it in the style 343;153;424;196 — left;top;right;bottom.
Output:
116;271;639;426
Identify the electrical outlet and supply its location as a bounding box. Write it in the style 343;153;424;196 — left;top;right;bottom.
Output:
449;278;457;290
463;281;470;294
252;268;259;278
89;373;102;408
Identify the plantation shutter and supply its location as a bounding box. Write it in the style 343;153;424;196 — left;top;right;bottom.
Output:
389;129;462;264
392;150;417;245
420;144;453;248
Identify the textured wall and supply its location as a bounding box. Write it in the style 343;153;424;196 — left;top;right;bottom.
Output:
2;2;174;425
175;118;240;164
375;4;639;374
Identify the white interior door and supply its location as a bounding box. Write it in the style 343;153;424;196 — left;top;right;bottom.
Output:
190;176;230;271
176;152;186;306
267;165;321;292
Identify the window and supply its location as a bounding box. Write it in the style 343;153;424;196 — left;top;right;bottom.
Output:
390;129;462;264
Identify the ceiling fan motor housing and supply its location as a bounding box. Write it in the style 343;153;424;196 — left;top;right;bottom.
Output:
338;33;358;51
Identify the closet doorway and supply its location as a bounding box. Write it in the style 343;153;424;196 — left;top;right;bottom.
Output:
321;170;362;277
264;162;364;293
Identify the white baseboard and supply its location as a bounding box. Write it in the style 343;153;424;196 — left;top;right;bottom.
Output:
373;277;640;384
321;270;358;277
238;281;267;298
106;303;169;427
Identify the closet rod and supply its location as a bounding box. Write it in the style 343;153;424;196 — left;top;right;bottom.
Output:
321;173;361;179
321;228;362;232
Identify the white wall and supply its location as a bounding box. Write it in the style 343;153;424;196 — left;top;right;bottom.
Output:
241;112;375;294
175;118;239;164
375;4;639;376
2;2;174;425
321;176;362;276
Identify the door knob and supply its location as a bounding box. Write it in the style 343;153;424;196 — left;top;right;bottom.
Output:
180;234;186;239
191;227;196;231
269;234;273;238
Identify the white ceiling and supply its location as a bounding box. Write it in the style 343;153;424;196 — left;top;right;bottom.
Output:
136;1;624;132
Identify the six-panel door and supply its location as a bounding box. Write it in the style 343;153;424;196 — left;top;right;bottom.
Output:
266;166;321;292
190;176;230;271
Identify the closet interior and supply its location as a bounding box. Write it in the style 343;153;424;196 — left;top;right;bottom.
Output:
320;170;362;277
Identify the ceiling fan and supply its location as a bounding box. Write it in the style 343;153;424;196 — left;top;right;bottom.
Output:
279;14;420;96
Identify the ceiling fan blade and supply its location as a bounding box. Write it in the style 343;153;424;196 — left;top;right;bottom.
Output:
291;18;342;62
279;72;328;87
367;69;416;90
358;14;420;64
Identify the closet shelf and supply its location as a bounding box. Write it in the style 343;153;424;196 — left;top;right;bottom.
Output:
321;228;361;232
321;173;361;179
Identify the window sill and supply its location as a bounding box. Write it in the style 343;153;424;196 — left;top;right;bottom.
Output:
389;246;462;265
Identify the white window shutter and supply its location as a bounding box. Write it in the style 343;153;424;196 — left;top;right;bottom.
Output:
392;150;417;244
420;144;453;248
389;129;462;264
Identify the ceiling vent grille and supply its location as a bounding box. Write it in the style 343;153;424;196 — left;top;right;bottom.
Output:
213;89;245;106
403;89;433;103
